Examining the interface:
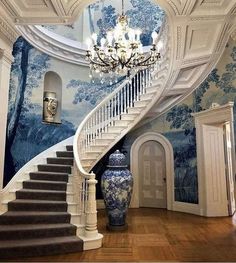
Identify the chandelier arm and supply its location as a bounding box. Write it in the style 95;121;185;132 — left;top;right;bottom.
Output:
110;55;119;63
124;52;136;65
96;51;111;67
89;58;110;68
117;52;136;69
136;53;160;66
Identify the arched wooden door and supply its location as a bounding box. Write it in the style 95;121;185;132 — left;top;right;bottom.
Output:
138;140;167;208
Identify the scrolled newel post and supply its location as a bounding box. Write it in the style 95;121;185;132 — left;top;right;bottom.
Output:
85;172;98;238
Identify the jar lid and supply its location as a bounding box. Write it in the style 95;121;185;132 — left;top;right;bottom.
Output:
107;150;127;168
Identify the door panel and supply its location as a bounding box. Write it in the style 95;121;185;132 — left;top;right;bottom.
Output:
202;124;228;216
139;140;167;208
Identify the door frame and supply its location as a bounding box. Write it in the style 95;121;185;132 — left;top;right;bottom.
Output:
193;102;235;216
130;132;174;210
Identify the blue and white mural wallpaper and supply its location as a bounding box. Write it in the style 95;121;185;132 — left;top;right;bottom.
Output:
123;38;236;204
4;0;236;206
4;37;119;185
4;0;165;185
43;0;164;46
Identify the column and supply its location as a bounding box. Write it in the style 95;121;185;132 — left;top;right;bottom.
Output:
0;49;14;189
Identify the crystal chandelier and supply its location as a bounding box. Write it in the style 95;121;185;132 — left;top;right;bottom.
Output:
85;0;161;77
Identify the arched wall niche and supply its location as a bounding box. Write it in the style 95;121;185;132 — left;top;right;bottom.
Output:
43;71;62;124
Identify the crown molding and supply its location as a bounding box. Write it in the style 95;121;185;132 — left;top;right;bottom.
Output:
17;25;88;66
0;16;19;44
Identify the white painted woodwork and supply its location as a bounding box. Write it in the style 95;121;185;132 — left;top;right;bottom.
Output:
194;102;236;217
0;49;14;189
138;140;167;208
224;122;236;215
202;124;228;217
130;132;174;210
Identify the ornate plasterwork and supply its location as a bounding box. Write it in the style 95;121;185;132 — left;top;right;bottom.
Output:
17;25;88;66
0;16;19;44
0;49;14;65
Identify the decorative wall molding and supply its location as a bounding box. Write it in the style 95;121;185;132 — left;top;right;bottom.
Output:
0;16;19;44
17;25;88;66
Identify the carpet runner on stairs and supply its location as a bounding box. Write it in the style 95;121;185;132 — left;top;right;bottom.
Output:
0;145;83;259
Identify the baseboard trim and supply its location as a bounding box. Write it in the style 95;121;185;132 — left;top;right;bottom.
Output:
172;201;200;216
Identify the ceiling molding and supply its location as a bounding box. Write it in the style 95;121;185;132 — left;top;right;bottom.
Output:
17;25;88;66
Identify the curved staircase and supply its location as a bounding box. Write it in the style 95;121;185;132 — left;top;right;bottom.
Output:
1;1;236;257
0;144;84;259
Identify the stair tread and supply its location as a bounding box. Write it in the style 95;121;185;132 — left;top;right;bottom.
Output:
47;157;73;160
3;211;70;216
17;189;66;194
56;151;73;154
30;171;69;175
10;199;67;204
0;236;81;248
38;164;72;167
24;179;67;185
0;223;75;231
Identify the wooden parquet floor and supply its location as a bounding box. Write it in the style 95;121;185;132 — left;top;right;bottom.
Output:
7;208;236;262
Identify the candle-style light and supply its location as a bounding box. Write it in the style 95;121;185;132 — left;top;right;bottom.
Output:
85;0;161;80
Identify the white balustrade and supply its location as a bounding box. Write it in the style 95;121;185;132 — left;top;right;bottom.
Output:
73;17;169;241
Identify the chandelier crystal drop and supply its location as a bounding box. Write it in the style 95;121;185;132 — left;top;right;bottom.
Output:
85;0;162;79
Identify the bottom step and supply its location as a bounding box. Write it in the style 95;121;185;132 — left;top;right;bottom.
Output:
0;236;83;259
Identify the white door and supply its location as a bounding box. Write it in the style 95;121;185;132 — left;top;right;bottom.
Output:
224;122;236;215
202;124;228;216
138;140;167;208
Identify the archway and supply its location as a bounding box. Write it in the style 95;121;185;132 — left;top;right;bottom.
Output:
130;132;174;210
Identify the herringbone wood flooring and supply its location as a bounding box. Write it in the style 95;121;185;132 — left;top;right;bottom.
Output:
7;208;236;262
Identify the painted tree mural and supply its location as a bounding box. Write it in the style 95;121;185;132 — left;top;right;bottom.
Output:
97;5;117;42
5;37;50;184
67;77;124;106
127;0;165;45
4;37;76;186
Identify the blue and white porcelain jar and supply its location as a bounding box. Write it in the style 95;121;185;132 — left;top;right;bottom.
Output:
101;150;133;230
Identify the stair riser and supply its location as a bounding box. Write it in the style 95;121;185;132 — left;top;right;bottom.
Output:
134;100;150;107
0;226;76;240
94;139;113;146
30;173;68;182
16;191;66;201
38;165;71;174
0;214;71;225
107;126;125;133
140;93;155;100
66;145;73;151
47;158;74;166
56;151;74;158
8;202;67;212
89;145;106;152
83;152;100;159
101;133;117;140
0;240;83;259
114;120;131;126
23;181;67;191
127;107;143;114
